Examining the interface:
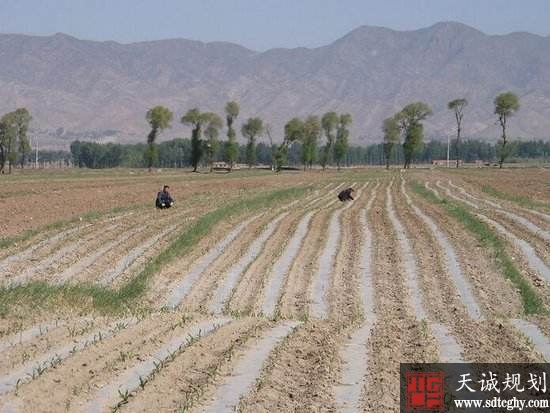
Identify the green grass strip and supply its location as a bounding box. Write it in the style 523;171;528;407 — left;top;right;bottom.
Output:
482;184;550;212
0;186;307;316
412;181;545;315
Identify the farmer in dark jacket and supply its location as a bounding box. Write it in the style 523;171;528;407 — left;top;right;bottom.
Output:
338;187;354;202
156;185;175;209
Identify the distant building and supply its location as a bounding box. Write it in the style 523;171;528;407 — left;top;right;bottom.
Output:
212;161;231;170
431;159;463;166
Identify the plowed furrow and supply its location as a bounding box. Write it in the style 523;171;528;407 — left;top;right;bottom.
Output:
481;215;550;281
438;180;550;282
228;211;302;316
194;321;300;413
451;179;550;238
333;182;378;412
420;180;530;317
435;179;477;208
326;182;369;323
259;210;315;318
0;320;64;353
387;181;464;361
209;212;289;314
0;313;222;412
83;317;232;413
448;180;501;208
310;183;365;320
117;318;268;413
402;179;483;320
511;319;550;361
363;180;438;412
234;184;363;413
439;180;550;266
164;215;259;309
424;181;440;199
53;205;209;285
3;204;201;286
168;214;272;313
98;224;177;286
309;207;342;319
0;225;90;273
0;317;136;396
3;223;123;286
155;196;311;312
449;179;550;225
0;317;103;373
397;180;536;363
0;210;137;265
277;203;334;319
386;182;427;319
56;227;146;284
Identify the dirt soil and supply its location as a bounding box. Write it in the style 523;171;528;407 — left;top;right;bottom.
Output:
2;168;550;412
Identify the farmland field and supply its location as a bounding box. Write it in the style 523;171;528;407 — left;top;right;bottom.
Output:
1;166;550;412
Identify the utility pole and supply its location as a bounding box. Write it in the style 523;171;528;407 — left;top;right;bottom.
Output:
34;137;39;169
446;134;450;168
265;124;274;171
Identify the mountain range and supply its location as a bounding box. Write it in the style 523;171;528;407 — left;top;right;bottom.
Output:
1;22;550;149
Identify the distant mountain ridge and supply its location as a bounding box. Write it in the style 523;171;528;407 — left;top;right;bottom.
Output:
1;22;550;149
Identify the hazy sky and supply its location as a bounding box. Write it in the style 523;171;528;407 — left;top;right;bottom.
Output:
1;0;549;50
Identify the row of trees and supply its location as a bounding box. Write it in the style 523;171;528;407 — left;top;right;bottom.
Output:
275;113;352;171
145;103;261;172
383;92;520;169
145;103;249;172
68;137;550;169
0;108;32;173
0;92;525;173
144;102;353;172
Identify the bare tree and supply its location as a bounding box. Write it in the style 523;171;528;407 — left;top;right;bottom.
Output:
494;92;520;168
382;115;400;169
447;98;468;168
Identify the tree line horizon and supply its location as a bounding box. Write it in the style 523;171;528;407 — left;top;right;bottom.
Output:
0;91;528;173
144;93;520;172
144;102;353;173
65;137;550;169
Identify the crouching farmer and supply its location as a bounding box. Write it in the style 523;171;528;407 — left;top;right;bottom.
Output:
338;187;354;202
156;185;175;209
